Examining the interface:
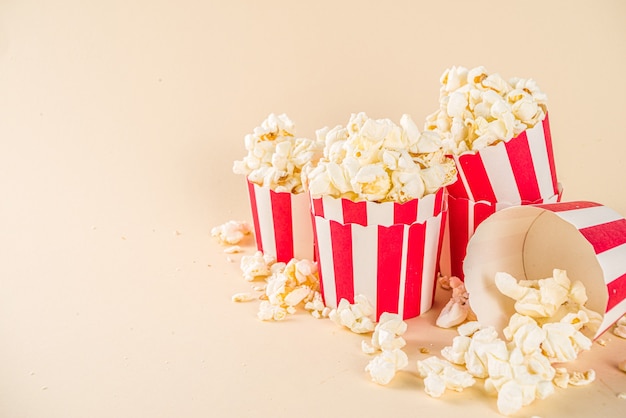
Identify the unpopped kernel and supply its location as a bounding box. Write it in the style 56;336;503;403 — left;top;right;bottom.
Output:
328;295;376;334
211;220;253;245
303;112;456;202
233;113;323;193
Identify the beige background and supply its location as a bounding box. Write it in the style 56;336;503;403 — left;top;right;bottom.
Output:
1;1;626;417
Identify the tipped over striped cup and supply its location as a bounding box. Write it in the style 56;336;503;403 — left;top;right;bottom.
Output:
246;180;314;262
464;201;626;340
311;188;447;320
441;113;562;279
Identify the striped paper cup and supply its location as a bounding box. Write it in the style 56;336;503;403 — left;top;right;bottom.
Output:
464;201;626;339
446;113;559;204
440;189;562;279
311;188;447;320
246;180;314;262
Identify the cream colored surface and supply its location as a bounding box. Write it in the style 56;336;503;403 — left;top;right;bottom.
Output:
1;1;626;417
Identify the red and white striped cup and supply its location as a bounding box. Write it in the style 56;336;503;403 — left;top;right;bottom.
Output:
246;180;314;262
311;188;447;320
446;113;559;204
464;201;626;339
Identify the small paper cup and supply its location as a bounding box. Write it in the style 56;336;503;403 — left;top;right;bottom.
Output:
246;180;314;262
446;113;559;204
464;201;626;339
440;190;562;279
311;188;447;320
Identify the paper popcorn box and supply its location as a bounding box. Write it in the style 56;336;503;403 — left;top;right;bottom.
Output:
440;188;562;279
464;201;626;339
246;180;314;262
311;188;447;320
446;113;559;204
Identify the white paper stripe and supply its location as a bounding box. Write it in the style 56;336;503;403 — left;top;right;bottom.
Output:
321;196;344;224
314;217;336;307
421;215;442;314
596;243;626;284
291;193;314;260
455;157;475;201
526;121;555;200
481;143;522;204
397;226;410;317
367;201;394;226
254;185;276;257
555;205;623;230
352;225;379;312
417;194;435;223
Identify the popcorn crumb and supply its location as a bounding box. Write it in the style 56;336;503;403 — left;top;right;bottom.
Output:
612;315;626;339
211;220;253;245
595;338;607;346
231;292;256;303
617;392;626;399
419;347;430;354
226;256;234;263
618;359;626;373
567;369;595;386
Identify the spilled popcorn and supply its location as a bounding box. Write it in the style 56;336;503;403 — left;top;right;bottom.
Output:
612;314;626;339
436;275;475;328
425;65;548;154
363;313;409;385
232;113;323;193
328;295;376;334
303;112;456;202
417;269;601;416
211;220;252;245
239;251;277;282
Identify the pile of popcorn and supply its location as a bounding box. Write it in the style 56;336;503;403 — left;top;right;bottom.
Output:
303;112;457;202
417;269;600;416
234;250;330;321
425;66;548;154
232;113;323;193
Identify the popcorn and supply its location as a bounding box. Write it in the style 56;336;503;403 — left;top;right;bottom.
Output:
416;356;475;397
239;251;277;282
231;292;256;303
257;300;288;321
436;276;474;328
425;65;548;154
303;112;456;202
211;220;252;245
362;312;407;354
619;359;626;373
553;367;597;387
304;291;331;319
328;295;376;334
612;315;626;338
233;113;323;193
365;348;409;385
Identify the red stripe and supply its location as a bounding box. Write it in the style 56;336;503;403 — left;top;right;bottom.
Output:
394;199;418;224
329;220;355;305
542;114;559;196
312;198;324;217
607;272;626;311
270;190;294;261
376;225;403;318
473;201;496;234
448;197;469;280
403;222;426;318
341;199;368;225
457;153;497;202
445;177;469;199
505;130;542;202
578;219;626;254
247;181;263;253
538;201;602;212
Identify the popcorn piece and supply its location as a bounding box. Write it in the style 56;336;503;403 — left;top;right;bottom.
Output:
365;348;409;385
233;113;323;193
417;356;475;397
612;315;626;338
328;295;376;334
257;301;288;321
240;251;277;282
425;65;548;154
363;312;407;353
211;220;252;245
224;245;242;254
567;369;595;386
304;291;331;319
618;359;626;373
436;276;474;328
231;292;256;303
303;112;456;202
